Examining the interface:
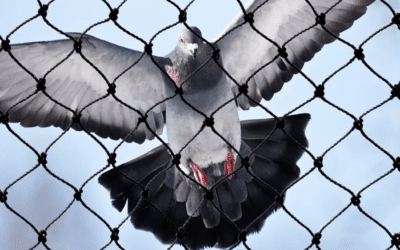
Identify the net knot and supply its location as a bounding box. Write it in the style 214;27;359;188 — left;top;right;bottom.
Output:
353;119;363;130
107;83;116;95
1;39;11;52
72;113;81;124
38;230;47;243
74;190;82;201
244;13;254;24
238;84;248;95
351;194;361;206
275;195;284;205
138;114;147;125
392;13;400;25
275;119;285;129
314;156;323;169
38;152;47;165
394;157;400;172
37;78;46;92
111;228;119;241
312;233;322;245
354;48;365;60
0;113;9;125
144;43;153;55
391;83;400;99
212;49;220;60
0;190;7;203
108;153;117;165
141;189;149;199
392;233;400;247
74;40;82;53
109;8;119;21
314;85;325;98
172;154;181;166
239;230;247;242
204;190;214;201
316;13;326;25
179;10;187;23
241;156;250;169
278;47;288;58
176;227;184;240
38;4;48;18
204;117;214;127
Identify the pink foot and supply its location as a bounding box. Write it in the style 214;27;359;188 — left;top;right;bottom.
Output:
224;153;235;179
190;162;208;187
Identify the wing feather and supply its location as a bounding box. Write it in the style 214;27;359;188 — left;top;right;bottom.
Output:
214;0;376;110
0;33;168;143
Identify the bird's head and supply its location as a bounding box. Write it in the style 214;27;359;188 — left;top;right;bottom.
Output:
178;26;203;59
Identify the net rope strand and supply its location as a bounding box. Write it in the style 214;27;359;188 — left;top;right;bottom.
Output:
0;0;399;249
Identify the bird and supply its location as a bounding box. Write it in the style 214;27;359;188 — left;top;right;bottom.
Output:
0;0;375;249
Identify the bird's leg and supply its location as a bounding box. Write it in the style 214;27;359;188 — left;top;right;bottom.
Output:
224;153;235;180
190;162;208;187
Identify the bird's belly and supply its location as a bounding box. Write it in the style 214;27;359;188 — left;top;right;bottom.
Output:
167;98;241;169
188;127;232;166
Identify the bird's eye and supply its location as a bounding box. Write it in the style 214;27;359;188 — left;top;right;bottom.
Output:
180;39;184;43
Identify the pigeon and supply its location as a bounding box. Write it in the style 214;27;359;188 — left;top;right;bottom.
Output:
0;0;375;249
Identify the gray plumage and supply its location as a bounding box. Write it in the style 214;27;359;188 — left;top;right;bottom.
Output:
0;0;376;249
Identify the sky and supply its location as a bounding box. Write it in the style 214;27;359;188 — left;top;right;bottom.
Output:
0;0;399;249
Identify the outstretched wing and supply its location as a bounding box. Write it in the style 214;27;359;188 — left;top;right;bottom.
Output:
0;33;168;143
214;0;375;110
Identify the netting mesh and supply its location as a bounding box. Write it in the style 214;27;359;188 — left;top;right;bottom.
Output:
0;0;400;249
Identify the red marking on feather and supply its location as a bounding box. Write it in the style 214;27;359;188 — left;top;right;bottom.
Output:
224;153;235;179
165;65;182;86
190;162;208;187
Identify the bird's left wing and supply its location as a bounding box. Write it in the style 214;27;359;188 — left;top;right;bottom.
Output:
0;33;168;143
213;0;375;110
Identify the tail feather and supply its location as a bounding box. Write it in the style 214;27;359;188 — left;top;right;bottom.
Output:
186;187;203;217
98;144;171;212
240;113;310;142
227;174;248;203
250;155;300;191
130;182;178;242
98;113;310;249
245;138;307;170
124;160;169;212
174;178;191;202
201;196;221;228
237;179;281;233
215;180;242;221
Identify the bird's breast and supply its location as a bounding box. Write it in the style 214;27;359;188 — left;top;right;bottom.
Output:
166;80;241;168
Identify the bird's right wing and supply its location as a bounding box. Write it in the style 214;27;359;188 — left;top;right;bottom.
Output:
0;33;169;143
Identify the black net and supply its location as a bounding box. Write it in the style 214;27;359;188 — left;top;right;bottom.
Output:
0;0;399;249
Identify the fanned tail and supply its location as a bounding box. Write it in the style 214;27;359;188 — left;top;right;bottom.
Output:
99;113;310;249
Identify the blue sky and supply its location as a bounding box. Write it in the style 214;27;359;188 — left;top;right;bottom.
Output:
0;0;399;249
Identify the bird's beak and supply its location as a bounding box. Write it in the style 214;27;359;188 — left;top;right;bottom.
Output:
187;43;198;58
